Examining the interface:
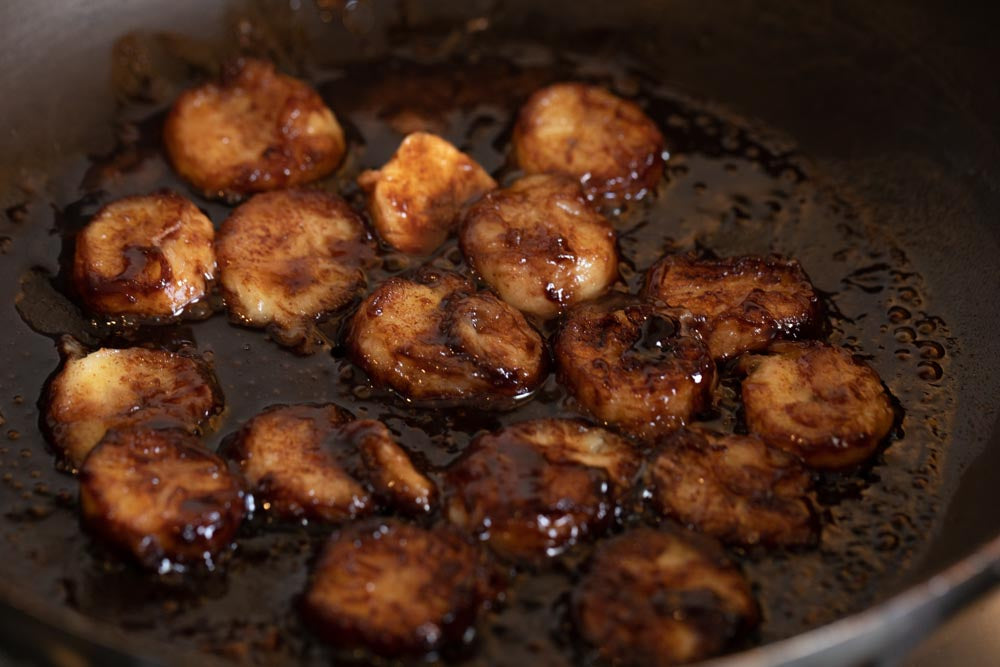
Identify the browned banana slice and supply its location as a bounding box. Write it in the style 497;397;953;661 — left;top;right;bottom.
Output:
165;58;345;200
72;191;214;319
358;132;497;255
44;344;223;468
346;268;546;403
215;189;370;345
229;404;435;522
444;418;639;561
648;428;816;547
513;82;665;202
643;254;824;360
79;427;245;570
554;297;715;439
573;528;759;666
741;342;895;469
459;174;618;319
302;519;500;657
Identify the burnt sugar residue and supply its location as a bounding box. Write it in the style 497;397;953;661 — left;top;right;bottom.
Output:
0;37;959;666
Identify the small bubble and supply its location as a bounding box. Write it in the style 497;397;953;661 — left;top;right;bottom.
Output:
915;318;937;335
893;327;915;344
13;395;22;405
917;361;943;381
895;348;911;361
692;182;707;194
0;237;11;254
6;430;20;441
898;287;921;305
887;306;910;323
669;164;689;177
917;341;945;360
352;385;373;400
19;448;30;458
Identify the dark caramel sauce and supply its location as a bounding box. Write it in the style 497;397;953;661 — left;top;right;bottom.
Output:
0;36;959;667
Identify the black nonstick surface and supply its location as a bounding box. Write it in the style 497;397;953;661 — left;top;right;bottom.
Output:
0;1;998;666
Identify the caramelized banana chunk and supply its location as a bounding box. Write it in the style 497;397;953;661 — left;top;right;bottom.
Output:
215;189;370;345
346;268;546;403
459;174;618;319
741;342;895;469
358;132;497;255
444;418;639;561
165;58;345;199
644;254;824;360
649;428;816;546
72;191;214;319
302;519;499;656
229;404;435;522
573;528;759;666
44;345;222;467
80;427;245;569
513;83;664;202
554;297;715;439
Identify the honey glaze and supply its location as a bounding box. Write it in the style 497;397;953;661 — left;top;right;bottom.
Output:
0;35;959;667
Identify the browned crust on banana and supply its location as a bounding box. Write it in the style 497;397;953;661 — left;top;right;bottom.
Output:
79;427;245;568
164;58;345;200
301;519;501;656
443;418;639;561
72;191;215;319
649;427;817;547
513;82;664;202
643;253;824;360
573;527;759;666
554;297;716;439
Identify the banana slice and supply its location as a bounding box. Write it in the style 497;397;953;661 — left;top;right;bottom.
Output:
741;342;895;469
459;174;618;319
644;254;824;360
44;344;223;468
358;132;497;255
444;418;639;561
346;268;546;403
215;189;370;346
72;191;214;319
649;427;817;546
79;427;245;570
164;58;346;200
554;296;715;439
228;404;435;522
573;528;759;666
302;519;500;657
513;83;664;202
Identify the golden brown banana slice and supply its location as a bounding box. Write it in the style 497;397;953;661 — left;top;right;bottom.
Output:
72;191;215;319
648;428;816;547
358;132;497;255
513;83;665;202
573;528;759;666
643;254;824;360
741;342;895;469
79;427;245;569
554;297;715;439
228;404;435;522
444;418;639;561
215;189;370;345
302;519;500;657
346;268;546;403
164;58;346;200
459;174;618;319
44;345;223;468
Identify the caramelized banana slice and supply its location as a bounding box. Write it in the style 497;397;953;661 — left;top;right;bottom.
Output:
215;189;370;345
644;254;824;360
554;297;715;439
459;174;618;319
741;342;895;469
358;132;497;255
73;191;214;319
80;427;245;569
444;418;639;561
346;268;546;403
573;528;759;666
513;83;665;201
649;428;816;547
44;345;223;467
229;404;435;522
165;58;345;200
302;519;500;657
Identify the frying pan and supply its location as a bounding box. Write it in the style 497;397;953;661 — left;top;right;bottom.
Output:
1;0;999;665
